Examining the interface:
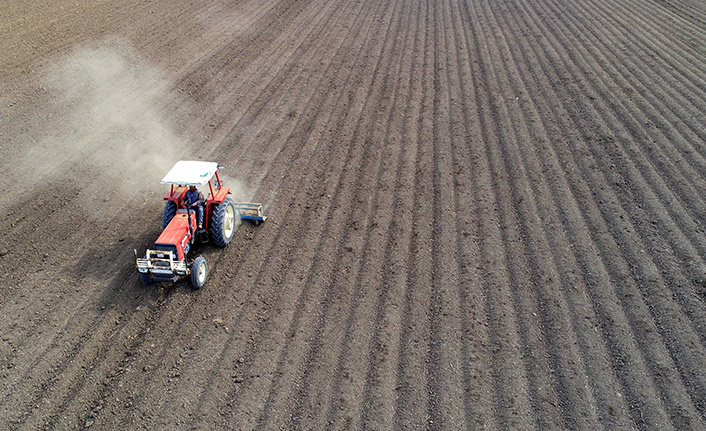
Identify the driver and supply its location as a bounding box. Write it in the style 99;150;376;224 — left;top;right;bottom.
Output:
183;185;205;230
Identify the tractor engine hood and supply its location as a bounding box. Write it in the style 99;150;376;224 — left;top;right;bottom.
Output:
156;210;196;261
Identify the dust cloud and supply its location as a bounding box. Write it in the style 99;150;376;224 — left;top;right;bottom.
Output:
218;175;253;202
4;39;262;223
17;40;194;216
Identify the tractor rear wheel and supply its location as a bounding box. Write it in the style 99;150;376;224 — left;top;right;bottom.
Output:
162;201;177;229
211;198;237;247
190;256;208;289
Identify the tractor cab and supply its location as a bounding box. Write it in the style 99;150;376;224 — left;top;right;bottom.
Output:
136;160;267;289
160;160;229;233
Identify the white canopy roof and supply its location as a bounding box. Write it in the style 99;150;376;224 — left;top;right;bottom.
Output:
160;161;220;186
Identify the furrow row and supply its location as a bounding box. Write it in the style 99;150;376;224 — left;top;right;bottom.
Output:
502;0;706;426
231;0;407;427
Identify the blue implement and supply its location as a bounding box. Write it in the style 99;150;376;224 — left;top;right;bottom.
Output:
233;202;267;223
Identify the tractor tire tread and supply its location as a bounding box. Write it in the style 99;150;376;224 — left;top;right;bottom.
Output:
190;256;207;289
211;198;236;248
162;201;178;229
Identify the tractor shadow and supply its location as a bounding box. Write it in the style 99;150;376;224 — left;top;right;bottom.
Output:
70;213;250;319
71;226;200;318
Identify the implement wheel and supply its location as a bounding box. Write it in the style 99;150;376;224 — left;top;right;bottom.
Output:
190;256;208;289
211;198;237;248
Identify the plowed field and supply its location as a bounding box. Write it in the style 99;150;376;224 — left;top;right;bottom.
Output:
2;0;706;429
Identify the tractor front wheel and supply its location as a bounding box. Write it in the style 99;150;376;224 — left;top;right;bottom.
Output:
162;201;177;229
211;198;237;247
139;272;153;285
190;256;208;289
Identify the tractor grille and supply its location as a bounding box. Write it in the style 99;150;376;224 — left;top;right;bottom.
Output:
136;249;188;276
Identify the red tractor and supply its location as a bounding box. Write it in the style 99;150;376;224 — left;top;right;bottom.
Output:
135;161;266;288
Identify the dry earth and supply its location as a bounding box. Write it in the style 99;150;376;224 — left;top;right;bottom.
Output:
2;0;706;429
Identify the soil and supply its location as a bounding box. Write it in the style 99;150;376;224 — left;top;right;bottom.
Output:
2;0;706;429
